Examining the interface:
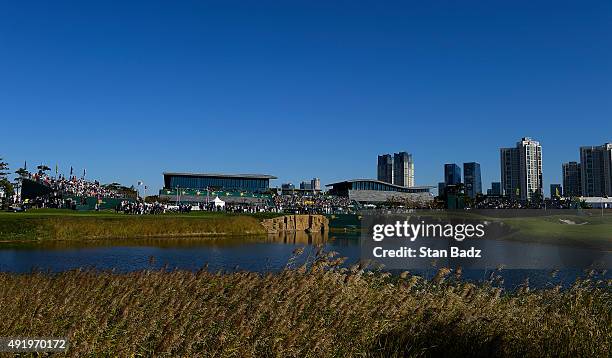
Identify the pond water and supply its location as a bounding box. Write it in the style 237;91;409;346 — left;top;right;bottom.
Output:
0;232;608;290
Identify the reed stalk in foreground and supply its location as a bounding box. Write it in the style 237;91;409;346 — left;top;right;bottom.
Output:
0;252;610;357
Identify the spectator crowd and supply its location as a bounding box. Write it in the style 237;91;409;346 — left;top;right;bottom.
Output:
30;172;125;198
472;196;575;210
272;193;354;214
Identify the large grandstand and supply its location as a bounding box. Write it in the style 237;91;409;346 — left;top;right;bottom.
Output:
159;187;273;205
162;172;276;192
159;172;277;205
19;174;137;211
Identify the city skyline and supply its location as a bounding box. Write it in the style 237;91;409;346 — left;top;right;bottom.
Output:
1;1;611;196
4;137;611;198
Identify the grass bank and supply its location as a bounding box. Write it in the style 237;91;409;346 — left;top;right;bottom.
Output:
0;261;609;357
468;212;612;250
331;211;612;250
0;210;269;241
494;214;612;247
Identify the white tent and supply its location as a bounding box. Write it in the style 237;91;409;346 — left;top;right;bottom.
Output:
213;196;226;210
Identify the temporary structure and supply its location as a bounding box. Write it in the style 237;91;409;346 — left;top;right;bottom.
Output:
213;196;225;210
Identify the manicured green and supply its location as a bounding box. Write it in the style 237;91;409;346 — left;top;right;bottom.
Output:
465;212;612;250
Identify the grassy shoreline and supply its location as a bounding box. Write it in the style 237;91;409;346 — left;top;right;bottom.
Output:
1;210;611;250
0;210;269;241
0;264;609;357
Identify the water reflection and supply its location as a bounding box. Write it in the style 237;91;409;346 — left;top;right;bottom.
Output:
0;231;337;250
0;232;608;289
0;232;361;274
268;230;330;245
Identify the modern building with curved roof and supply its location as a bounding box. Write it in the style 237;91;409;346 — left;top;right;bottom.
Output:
326;179;433;203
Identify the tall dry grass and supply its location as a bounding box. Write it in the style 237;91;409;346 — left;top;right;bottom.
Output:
0;253;610;357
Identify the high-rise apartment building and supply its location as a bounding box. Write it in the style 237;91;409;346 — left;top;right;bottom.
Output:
377;154;394;184
562;161;582;197
393;152;414;187
311;178;321;191
299;181;312;190
500;137;543;200
580;143;612;197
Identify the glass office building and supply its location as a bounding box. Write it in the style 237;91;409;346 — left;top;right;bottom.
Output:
463;162;482;198
444;164;462;186
163;173;277;192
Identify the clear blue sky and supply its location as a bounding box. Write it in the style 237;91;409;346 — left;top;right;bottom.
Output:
1;1;611;196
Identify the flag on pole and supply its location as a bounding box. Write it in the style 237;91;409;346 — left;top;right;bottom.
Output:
70;166;73;176
24;161;27;170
